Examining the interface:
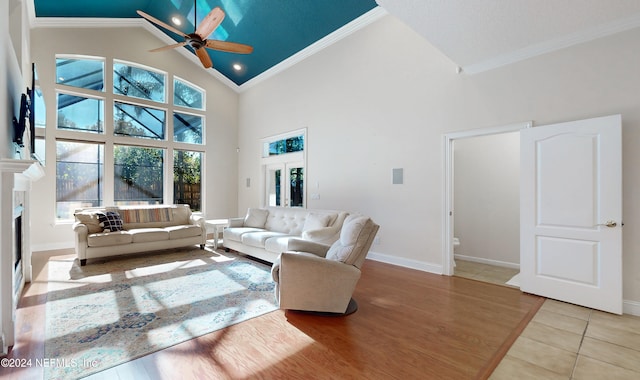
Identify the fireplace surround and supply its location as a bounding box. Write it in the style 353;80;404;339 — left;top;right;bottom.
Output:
0;159;43;354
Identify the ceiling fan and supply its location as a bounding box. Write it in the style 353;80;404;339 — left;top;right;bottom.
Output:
137;4;253;69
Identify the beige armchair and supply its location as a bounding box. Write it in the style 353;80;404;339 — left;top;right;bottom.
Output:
271;215;379;315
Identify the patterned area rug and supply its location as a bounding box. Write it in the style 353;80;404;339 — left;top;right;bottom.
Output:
44;248;277;380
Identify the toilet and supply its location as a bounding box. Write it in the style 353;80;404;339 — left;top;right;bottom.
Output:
452;237;460;267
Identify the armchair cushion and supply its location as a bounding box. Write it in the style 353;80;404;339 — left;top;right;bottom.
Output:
326;215;376;267
286;238;331;257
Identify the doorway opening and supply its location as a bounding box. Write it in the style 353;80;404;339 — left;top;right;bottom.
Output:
442;121;532;287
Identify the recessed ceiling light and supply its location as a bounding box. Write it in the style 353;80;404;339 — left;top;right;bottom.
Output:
171;16;182;26
233;63;243;71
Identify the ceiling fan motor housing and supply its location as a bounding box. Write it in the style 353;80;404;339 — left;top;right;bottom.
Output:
187;33;205;49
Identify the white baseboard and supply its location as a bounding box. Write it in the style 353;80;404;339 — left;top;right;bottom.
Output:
454;254;520;270
31;242;74;252
367;250;443;274
623;300;640;316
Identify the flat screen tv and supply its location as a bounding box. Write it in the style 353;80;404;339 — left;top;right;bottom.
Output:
12;63;37;157
29;62;36;155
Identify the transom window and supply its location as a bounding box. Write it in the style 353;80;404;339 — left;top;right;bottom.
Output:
174;77;204;110
263;134;304;157
114;60;166;103
56;57;104;91
54;56;205;219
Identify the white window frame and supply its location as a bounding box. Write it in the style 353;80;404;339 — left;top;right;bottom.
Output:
260;128;307;208
52;55;206;221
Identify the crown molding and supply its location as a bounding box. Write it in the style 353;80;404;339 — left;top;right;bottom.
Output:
32;17;143;28
28;6;387;93
462;12;640;75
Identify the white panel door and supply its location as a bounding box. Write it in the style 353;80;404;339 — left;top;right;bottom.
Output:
520;114;622;314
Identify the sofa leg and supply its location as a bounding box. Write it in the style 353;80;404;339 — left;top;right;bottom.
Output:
80;259;87;266
225;248;230;252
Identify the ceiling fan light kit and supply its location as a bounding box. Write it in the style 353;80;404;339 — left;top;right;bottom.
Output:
137;2;253;70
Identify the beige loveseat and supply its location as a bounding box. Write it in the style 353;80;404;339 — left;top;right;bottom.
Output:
223;207;349;263
73;204;206;266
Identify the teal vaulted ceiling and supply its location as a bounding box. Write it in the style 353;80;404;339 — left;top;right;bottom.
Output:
32;0;380;88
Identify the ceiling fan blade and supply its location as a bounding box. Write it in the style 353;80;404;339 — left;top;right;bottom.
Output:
195;7;225;39
195;47;213;69
205;40;254;54
149;42;188;52
137;10;189;38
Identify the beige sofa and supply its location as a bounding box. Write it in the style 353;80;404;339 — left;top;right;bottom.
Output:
73;204;206;265
223;207;349;263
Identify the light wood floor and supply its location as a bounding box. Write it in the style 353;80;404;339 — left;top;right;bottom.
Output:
2;249;544;380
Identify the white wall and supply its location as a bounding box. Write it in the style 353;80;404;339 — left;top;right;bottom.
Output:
453;132;520;266
239;15;640;307
29;26;240;250
2;0;30;160
0;2;10;159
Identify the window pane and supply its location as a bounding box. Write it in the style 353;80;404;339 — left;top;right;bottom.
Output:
56;58;104;91
173;112;203;144
56;141;104;219
174;78;203;109
57;93;104;133
34;88;46;129
114;145;164;205
114;61;166;103
267;168;281;207
174;150;202;212
267;135;304;156
114;102;165;140
289;167;304;207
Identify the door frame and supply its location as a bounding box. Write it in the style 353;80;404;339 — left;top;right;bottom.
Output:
441;121;532;275
260;128;307;208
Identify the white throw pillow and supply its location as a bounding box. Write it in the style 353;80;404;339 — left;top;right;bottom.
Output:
74;211;103;234
244;208;269;228
303;213;332;232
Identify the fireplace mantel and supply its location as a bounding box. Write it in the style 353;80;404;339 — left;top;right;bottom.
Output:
0;158;44;354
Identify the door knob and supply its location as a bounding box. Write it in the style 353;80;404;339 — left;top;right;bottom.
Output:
598;220;617;228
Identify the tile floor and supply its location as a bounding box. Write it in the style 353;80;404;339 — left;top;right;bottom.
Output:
454;260;640;379
453;259;520;287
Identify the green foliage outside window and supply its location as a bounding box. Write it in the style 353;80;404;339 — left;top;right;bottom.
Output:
114;146;164;204
174;150;202;211
269;135;304;155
